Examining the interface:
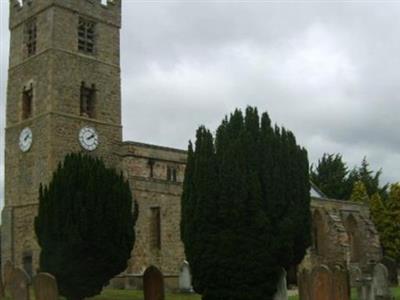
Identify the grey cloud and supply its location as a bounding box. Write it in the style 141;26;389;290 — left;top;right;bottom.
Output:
1;1;400;209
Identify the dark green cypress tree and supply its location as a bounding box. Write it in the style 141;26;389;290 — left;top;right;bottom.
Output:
181;107;311;300
35;153;137;300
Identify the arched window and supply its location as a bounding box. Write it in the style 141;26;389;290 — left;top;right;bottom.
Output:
313;210;328;257
345;215;361;263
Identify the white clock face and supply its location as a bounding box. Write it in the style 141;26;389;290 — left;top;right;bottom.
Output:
19;127;33;152
79;126;99;151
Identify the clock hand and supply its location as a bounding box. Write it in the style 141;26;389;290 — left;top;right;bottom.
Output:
87;134;95;140
24;134;30;141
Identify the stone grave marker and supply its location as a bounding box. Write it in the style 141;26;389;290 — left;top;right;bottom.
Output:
3;260;14;288
310;265;332;300
332;265;350;300
178;261;192;293
356;273;373;300
0;276;5;299
298;269;310;300
9;267;30;300
33;273;58;300
273;269;288;300
143;266;165;300
350;265;362;287
372;263;393;300
382;257;398;286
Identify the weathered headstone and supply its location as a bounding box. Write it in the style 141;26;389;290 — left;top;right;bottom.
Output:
350;266;362;287
33;273;58;300
273;269;288;300
310;265;332;300
3;260;14;288
356;273;373;300
178;261;192;293
143;266;165;300
298;269;310;300
9;267;30;300
372;263;393;300
0;276;5;299
382;257;398;286
332;265;350;300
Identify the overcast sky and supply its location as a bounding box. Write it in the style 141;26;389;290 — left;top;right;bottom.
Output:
1;0;400;207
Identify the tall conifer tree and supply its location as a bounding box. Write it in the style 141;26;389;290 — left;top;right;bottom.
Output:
310;153;348;199
384;184;400;262
181;107;311;300
35;154;137;300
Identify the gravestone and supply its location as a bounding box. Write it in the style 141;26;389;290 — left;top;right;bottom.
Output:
273;269;288;300
0;276;5;299
372;263;393;300
356;273;373;300
143;266;165;300
310;265;332;300
33;273;58;300
382;257;398;286
3;260;14;288
9;267;30;300
178;261;192;293
298;269;310;300
332;265;350;300
350;266;362;287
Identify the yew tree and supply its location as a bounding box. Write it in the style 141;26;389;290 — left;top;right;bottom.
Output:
181;107;311;300
35;153;138;300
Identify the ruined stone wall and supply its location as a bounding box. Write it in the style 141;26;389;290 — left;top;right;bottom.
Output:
302;198;382;275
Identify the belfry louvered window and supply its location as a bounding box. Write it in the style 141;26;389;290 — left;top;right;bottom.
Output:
25;19;37;56
78;18;95;54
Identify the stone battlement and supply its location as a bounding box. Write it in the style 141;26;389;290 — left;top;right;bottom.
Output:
12;0;119;8
10;0;121;29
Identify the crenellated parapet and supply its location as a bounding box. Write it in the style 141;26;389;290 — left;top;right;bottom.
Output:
10;0;121;29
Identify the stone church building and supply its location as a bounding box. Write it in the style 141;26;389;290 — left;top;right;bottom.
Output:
2;0;382;290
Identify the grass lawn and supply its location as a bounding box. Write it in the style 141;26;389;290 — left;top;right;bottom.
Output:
88;289;202;300
287;287;400;300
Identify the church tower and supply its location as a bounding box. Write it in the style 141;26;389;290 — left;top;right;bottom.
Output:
3;0;122;274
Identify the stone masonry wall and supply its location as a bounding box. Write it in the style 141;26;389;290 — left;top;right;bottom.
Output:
303;198;382;273
121;142;186;278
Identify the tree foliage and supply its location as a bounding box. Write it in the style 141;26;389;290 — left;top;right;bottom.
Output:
181;107;311;300
382;184;400;262
369;193;385;234
35;153;138;300
351;158;389;199
350;181;369;204
310;153;349;199
369;185;400;263
311;155;388;200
